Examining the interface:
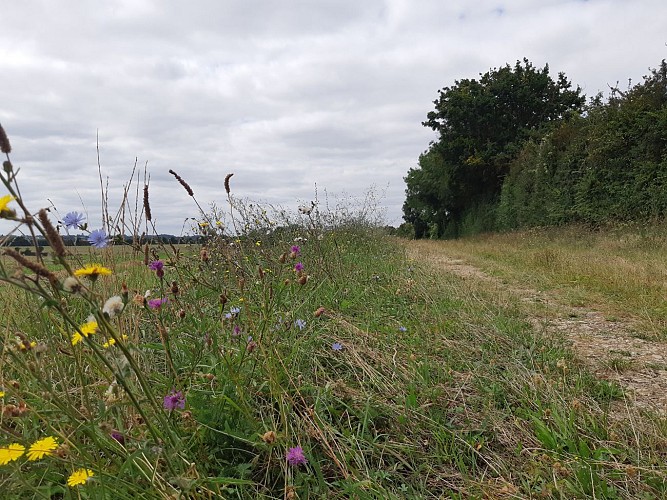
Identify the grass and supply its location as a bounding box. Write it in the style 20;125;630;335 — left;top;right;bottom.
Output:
2;138;667;497
419;223;667;338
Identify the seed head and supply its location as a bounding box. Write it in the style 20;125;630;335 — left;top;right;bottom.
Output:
38;209;66;257
0;123;11;154
169;169;194;196
224;173;234;194
143;184;152;222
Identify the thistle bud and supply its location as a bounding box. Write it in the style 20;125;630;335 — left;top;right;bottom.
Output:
314;307;326;317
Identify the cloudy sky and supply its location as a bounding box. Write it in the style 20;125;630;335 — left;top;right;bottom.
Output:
1;0;665;236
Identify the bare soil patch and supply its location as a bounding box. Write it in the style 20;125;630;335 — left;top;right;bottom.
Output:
406;239;667;414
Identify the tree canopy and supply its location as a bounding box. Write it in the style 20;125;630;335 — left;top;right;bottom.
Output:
404;59;586;238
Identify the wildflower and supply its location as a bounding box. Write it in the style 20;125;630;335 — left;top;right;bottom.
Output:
0;194;16;218
26;436;58;461
103;296;124;318
332;342;343;351
62;211;85;229
102;335;128;348
73;264;112;280
294;262;304;273
0;390;4;398
230;306;241;315
67;468;94;487
63;276;84;293
110;431;125;445
148;297;168;309
232;325;241;337
290;245;301;256
255;241;261;247
72;320;98;346
19;340;37;351
163;390;185;411
148;260;165;278
88;229;109;248
314;307;326;317
286;446;308;467
0;443;25;465
262;431;277;444
398;326;407;332
295;319;306;331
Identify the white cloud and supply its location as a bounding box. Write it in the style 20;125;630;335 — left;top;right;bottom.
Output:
1;0;665;235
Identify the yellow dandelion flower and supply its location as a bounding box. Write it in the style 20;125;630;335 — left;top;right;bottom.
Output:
19;341;37;351
102;335;128;348
73;264;112;280
26;436;58;461
0;391;4;397
71;321;98;346
0;443;25;465
67;468;94;487
0;194;16;217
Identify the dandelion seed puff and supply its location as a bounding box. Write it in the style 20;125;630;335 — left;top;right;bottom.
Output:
103;296;124;318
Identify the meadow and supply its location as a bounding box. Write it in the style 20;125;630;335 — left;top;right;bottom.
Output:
3;132;667;498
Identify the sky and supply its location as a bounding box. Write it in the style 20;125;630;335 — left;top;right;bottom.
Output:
1;0;666;236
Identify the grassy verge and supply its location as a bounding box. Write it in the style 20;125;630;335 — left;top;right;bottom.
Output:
417;223;667;337
3;223;667;498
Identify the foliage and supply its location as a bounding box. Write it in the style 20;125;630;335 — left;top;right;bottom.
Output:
404;59;585;237
498;60;667;230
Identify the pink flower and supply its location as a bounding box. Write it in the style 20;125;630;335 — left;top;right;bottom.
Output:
294;262;304;273
148;297;168;309
148;260;165;278
286;446;307;467
163;390;185;410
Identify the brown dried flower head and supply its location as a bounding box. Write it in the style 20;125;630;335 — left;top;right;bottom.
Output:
0;123;11;154
169;169;194;196
143;184;152;222
224;173;234;194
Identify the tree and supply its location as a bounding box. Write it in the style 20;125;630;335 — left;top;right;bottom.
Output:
403;59;585;237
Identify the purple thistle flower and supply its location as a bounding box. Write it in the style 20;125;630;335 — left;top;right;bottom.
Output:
295;318;306;331
148;297;168;309
110;431;125;445
163;390;185;410
290;245;301;255
286;446;308;467
232;325;241;337
148;260;165;278
332;342;343;351
88;229;110;248
62;211;85;229
294;262;304;272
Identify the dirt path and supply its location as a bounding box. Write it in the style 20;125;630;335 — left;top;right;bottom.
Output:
406;240;667;415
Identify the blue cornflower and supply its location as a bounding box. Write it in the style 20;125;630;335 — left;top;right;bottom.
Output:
62;211;85;229
88;229;109;248
230;307;241;315
295;318;306;331
398;326;407;332
332;342;343;351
